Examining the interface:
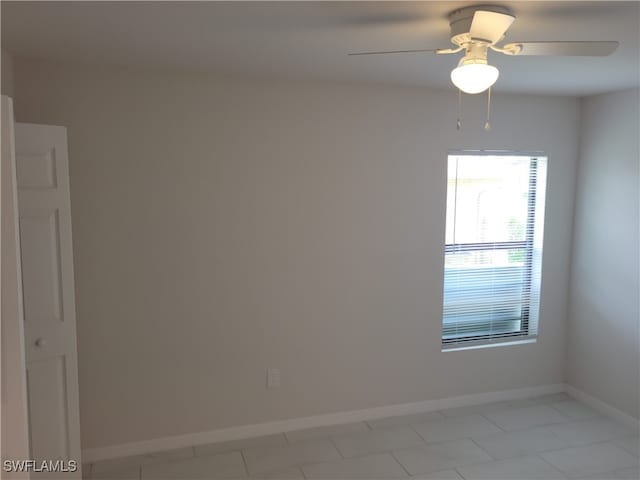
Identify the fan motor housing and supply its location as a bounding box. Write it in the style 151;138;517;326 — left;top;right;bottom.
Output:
448;5;514;46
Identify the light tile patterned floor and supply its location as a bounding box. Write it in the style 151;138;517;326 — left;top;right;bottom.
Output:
84;393;639;480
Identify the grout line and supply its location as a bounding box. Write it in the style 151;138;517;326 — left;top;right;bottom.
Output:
325;449;403;462
454;466;468;480
545;424;570;443
468;436;499;461
320;433;428;462
389;450;412;478
239;449;251;477
327;436;345;459
537;439;625;458
407;423;429;444
478;412;507;432
546;403;581;422
535;452;570;478
137;465;142;480
298;464;308;479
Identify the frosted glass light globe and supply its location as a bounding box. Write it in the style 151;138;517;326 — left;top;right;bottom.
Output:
451;62;499;94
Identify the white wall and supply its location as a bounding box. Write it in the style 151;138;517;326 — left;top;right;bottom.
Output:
567;88;640;419
14;59;579;450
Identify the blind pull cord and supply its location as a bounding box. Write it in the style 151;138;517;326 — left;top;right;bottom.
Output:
485;87;492;132
457;88;462;131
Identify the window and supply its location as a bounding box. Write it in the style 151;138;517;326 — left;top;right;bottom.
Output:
442;152;547;349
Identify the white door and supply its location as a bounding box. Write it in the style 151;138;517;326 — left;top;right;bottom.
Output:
15;123;82;478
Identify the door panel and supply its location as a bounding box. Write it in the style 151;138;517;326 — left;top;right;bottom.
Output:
15;148;58;190
26;357;70;461
19;210;64;324
16;123;81;478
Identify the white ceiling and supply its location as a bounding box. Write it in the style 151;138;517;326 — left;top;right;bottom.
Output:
2;1;639;96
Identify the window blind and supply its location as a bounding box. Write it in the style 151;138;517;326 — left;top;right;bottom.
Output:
442;153;547;348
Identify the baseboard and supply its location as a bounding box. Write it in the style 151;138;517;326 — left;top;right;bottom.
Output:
82;383;563;462
564;383;640;430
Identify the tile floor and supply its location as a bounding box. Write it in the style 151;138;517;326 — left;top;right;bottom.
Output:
83;393;639;480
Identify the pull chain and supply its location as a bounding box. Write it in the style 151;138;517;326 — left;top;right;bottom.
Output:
456;88;462;131
484;87;492;131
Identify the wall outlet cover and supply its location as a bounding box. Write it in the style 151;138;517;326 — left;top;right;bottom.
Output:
266;368;281;388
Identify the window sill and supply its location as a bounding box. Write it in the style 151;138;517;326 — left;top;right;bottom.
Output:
442;337;537;352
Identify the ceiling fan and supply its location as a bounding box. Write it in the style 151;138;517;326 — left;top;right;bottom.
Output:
349;5;619;94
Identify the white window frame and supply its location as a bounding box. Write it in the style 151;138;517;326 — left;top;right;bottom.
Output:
442;151;548;351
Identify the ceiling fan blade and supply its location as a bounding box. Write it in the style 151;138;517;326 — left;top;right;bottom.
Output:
348;48;441;56
469;9;515;43
504;41;619;56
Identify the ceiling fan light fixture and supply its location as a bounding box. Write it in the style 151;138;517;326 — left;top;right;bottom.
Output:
450;57;499;94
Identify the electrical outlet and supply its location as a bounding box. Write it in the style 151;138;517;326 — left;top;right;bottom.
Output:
266;368;280;388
